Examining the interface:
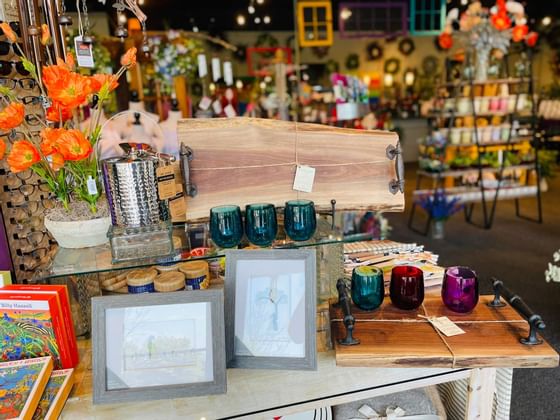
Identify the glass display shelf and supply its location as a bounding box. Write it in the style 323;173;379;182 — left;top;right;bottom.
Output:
417;163;536;178
38;223;374;280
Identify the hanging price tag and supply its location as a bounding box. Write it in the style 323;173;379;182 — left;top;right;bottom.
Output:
224;104;237;118
199;96;212;110
212;100;223;115
86;176;98;195
293;165;316;193
427;316;465;337
74;36;95;68
156;165;177;200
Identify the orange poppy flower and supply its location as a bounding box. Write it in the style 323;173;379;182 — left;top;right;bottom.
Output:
40;127;63;155
54;129;92;161
45;101;73;123
525;32;539;47
512;24;529;42
0;103;25;131
438;33;453;50
42;64;72;92
90;74;119;93
50;152;65;171
491;12;511;31
121;47;137;68
41;23;50;46
7;141;41;173
0;22;17;43
0;139;6;160
47;72;93;109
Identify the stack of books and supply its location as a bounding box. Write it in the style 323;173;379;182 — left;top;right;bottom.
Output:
0;285;79;370
0;356;74;420
344;241;444;290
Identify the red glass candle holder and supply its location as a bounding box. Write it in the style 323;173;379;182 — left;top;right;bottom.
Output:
442;266;479;313
390;266;424;310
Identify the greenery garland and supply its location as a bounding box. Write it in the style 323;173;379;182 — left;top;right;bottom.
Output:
366;42;383;61
384;58;400;74
398;38;415;56
345;53;360;70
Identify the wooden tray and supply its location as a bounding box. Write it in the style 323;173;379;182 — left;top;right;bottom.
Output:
177;118;403;220
330;295;559;368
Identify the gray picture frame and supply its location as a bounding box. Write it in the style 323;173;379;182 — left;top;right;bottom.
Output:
224;249;317;370
92;289;226;404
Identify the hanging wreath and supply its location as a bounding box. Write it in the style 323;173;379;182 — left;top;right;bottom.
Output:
234;44;247;62
383;58;400;74
312;46;330;59
345;53;360;70
326;59;339;74
366;42;383;61
191;81;203;97
422;56;439;75
255;33;279;58
398;38;415;56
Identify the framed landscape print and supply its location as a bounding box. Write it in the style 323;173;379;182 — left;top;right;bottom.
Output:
92;289;226;404
225;249;317;370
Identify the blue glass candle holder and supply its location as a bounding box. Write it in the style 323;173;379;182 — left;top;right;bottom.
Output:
245;203;277;247
209;205;243;248
284;199;317;241
351;266;384;311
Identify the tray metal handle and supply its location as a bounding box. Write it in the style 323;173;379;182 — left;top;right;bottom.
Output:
387;142;405;195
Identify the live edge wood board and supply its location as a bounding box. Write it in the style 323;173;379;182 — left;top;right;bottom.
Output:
330;295;559;369
177;118;404;221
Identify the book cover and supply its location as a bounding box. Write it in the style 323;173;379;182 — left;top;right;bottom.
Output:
0;356;53;420
0;295;72;369
1;286;79;367
32;369;74;420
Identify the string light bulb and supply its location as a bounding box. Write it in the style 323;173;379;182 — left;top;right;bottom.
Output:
256;0;264;4
340;8;352;21
542;16;552;26
248;5;255;14
254;16;261;24
237;14;246;26
236;79;244;90
264;15;271;24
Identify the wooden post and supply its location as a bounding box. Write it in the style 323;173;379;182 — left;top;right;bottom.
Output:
173;76;190;117
465;368;497;420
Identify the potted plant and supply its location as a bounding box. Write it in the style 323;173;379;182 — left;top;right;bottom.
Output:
0;23;137;248
415;189;463;239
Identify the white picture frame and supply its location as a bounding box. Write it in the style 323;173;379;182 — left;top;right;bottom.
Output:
225;249;317;370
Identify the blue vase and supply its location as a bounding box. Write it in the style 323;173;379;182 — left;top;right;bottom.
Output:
245;203;277;247
284;199;317;241
209;205;243;248
351;266;384;311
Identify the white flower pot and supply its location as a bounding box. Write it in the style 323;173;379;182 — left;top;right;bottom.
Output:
44;216;111;249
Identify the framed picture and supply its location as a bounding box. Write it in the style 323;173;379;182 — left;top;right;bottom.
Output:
225;249;317;370
92;289;226;404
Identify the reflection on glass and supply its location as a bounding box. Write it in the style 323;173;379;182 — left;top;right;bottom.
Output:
351;266;384;311
245;203;277;247
105;302;213;389
210;205;243;248
442;266;479;313
284;199;317;242
390;265;424;310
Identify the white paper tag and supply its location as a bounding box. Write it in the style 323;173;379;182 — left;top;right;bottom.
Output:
199;96;212;110
358;404;379;418
212;100;223;114
211;57;221;82
429;316;465;337
293;165;316;193
224;104;237;118
197;54;208;78
223;61;234;86
74;36;94;68
87;176;98;195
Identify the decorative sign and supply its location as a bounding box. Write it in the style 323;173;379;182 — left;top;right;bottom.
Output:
297;1;334;47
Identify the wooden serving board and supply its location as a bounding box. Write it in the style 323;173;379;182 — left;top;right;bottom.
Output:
177;118;403;221
330;295;559;369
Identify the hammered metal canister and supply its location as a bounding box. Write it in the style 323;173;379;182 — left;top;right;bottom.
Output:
102;146;168;227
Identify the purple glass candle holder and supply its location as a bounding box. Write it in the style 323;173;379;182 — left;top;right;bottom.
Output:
390;266;424;310
442;266;479;313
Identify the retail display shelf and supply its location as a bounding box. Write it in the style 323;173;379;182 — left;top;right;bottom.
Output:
413;185;538;203
417;163;536;178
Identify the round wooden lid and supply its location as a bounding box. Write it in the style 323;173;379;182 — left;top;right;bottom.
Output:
154;271;185;292
155;263;180;273
127;268;157;286
179;261;209;278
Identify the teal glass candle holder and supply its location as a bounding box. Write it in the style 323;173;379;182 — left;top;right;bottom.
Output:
245;203;277;247
284;199;317;241
351;266;385;311
209;205;243;248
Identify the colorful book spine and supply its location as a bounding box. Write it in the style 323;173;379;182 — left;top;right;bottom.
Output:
0;356;53;420
0;294;72;369
32;369;74;420
1;285;79;366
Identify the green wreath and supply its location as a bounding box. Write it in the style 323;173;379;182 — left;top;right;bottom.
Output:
398;38;415;56
384;58;400;74
326;59;339;74
255;33;279;58
345;53;360;70
422;56;439;75
366;42;383;61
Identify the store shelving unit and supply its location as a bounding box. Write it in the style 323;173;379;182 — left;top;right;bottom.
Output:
409;55;543;234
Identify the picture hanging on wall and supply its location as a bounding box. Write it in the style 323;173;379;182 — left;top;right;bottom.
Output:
345;53;360;70
366;41;383;61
